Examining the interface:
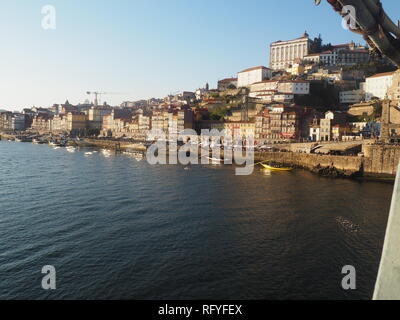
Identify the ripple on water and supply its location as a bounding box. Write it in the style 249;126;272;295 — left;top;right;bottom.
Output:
0;141;394;300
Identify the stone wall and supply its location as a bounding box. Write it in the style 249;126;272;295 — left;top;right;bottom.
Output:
255;152;363;175
363;145;400;176
255;144;400;178
83;139;146;151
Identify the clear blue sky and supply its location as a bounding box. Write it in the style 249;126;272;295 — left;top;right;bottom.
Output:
0;0;399;110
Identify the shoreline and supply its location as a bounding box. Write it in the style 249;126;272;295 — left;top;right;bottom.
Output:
1;137;396;184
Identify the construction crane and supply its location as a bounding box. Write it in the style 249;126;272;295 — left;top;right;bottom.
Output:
86;92;106;107
86;91;126;107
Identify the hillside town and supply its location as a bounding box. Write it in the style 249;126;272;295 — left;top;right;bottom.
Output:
1;32;400;150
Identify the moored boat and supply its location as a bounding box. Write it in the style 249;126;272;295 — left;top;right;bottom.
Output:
260;162;293;172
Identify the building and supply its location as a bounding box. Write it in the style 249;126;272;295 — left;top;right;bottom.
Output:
149;108;194;137
255;109;271;143
286;64;305;75
210;121;256;140
250;80;310;95
88;106;112;130
255;105;312;142
303;42;370;67
319;111;347;141
278;80;310;95
347;101;378;117
217;78;238;91
270;32;311;70
365;71;396;101
11;114;27;131
31;115;53;133
102;108;134;136
174;91;196;103
332;124;351;141
52;114;68;133
339;89;365;105
309;124;321;142
67;112;87;135
237;66;272;88
303;53;321;64
249;80;309;102
0;111;12;131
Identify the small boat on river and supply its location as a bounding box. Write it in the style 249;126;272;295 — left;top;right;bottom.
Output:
260;162;294;172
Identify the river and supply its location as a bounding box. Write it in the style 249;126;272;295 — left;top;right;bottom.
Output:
0;141;394;300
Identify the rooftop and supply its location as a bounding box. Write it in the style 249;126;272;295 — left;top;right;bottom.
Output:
218;78;237;83
367;71;397;79
238;66;271;74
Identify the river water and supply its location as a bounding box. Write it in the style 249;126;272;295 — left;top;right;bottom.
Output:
0;141;394;300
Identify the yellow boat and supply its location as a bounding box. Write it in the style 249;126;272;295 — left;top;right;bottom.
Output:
260;163;294;171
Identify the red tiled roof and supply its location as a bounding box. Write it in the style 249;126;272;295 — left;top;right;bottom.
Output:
252;80;278;84
367;71;397;79
218;78;237;83
279;80;309;83
305;53;321;57
332;43;352;48
238;66;271;74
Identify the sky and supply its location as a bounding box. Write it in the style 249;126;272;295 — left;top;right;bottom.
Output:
0;0;399;110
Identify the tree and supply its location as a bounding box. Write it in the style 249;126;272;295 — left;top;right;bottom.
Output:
210;107;229;121
310;35;323;53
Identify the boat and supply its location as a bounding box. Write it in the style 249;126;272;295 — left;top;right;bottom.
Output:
32;139;42;145
260;162;293;172
101;149;112;156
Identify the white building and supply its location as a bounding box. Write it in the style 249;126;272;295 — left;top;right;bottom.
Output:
278;80;310;95
365;71;396;101
237;66;272;88
249;80;309;100
270;32;311;70
309;125;321;142
252;93;294;103
339;89;364;105
250;80;279;93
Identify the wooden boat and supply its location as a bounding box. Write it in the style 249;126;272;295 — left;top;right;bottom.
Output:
260;163;293;172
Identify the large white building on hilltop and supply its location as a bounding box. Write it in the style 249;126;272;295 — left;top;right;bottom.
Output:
270;32;311;70
365;71;396;101
237;66;272;88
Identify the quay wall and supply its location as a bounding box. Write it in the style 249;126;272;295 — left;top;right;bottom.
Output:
81;139;146;151
363;145;400;176
254;152;363;175
255;145;400;179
